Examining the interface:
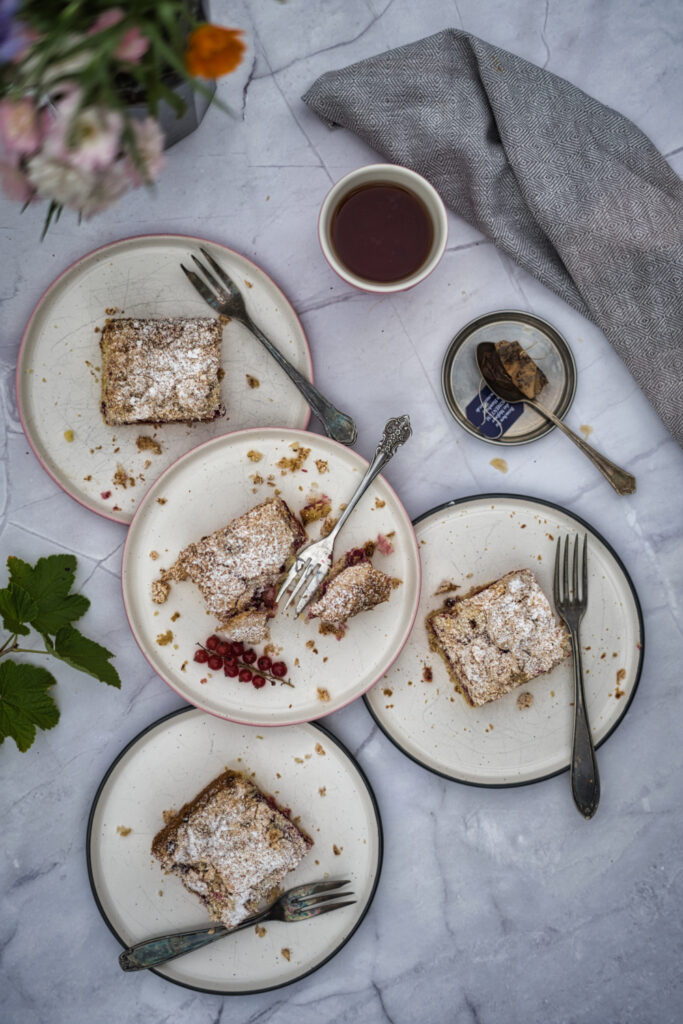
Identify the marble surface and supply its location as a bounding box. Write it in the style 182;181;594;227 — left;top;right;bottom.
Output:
1;1;682;1021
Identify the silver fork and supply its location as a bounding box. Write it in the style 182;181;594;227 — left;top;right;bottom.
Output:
276;414;412;616
554;534;600;820
118;878;354;971
180;247;357;446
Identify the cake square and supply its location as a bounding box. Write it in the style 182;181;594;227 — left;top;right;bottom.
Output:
308;545;398;637
151;770;312;928
100;317;224;425
426;569;569;707
153;497;307;641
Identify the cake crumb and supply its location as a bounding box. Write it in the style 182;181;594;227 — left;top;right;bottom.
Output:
157;497;167;505
615;668;626;698
314;743;326;756
318;787;326;797
517;691;534;709
332;844;342;856
64;429;74;442
315;459;329;473
113;464;135;489
149;550;159;560
374;497;386;508
171;611;180;622
156;630;173;646
580;424;594;438
320;516;338;538
281;948;291;961
255;925;267;938
277;446;310;474
433;579;459;596
422;663;433;683
116;825;132;836
247;449;264;462
246;374;260;389
383;687;393;697
490;457;508;473
136;435;162;455
317;688;330;702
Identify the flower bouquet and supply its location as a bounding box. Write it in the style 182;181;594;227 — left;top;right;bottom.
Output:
0;0;245;233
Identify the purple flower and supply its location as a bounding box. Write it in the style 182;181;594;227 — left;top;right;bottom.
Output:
0;0;28;64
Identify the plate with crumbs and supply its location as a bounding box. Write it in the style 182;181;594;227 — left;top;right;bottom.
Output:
364;494;643;787
87;707;382;995
16;234;312;524
122;427;421;726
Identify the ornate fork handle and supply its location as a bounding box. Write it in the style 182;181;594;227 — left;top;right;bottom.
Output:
240;311;357;446
119;907;270;972
327;415;412;544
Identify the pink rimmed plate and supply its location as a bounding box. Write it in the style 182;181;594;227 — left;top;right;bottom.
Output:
121;427;421;725
16;234;312;524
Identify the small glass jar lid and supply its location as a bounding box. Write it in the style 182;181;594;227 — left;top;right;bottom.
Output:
441;310;577;445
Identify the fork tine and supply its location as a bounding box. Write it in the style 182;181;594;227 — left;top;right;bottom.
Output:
180;264;222;313
554;537;562;607
199;246;241;297
190;254;226;299
287;879;351;898
563;534;570;602
572;533;579;604
283;559;313;611
276;563;299;604
295;891;354;908
582;533;588;606
298;901;356;919
294;566;326;616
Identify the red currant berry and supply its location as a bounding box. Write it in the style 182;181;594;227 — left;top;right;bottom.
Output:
252;675;266;689
208;655;223;671
223;660;239;678
257;655;272;671
216;641;230;656
206;635;219;650
271;661;287;677
231;641;244;656
242;649;257;665
239;668;253;683
194;649;209;664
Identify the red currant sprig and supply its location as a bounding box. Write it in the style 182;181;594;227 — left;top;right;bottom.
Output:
194;636;292;689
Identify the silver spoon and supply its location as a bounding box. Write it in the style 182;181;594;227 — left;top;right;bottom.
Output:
476;343;636;495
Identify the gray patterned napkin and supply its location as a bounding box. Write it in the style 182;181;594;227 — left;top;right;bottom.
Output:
303;29;683;445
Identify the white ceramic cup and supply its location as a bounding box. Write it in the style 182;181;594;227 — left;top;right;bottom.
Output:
318;163;449;293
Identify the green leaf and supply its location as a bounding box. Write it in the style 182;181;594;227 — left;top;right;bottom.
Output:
52;626;121;689
0;660;60;752
0;585;38;636
7;555;90;636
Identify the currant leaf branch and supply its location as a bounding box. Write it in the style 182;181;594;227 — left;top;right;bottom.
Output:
0;553;120;752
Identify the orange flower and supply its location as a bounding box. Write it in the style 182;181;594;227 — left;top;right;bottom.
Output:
184;24;245;78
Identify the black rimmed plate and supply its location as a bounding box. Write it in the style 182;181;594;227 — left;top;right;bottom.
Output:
364;495;643;787
87;707;383;994
441;310;576;444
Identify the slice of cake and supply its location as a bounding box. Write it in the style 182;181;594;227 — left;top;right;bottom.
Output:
151;770;312;928
308;544;399;637
426;569;569;707
153;497;307;642
100;317;224;425
495;340;548;400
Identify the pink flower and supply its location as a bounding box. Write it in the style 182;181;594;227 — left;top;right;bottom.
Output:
0;97;41;156
0;157;34;202
45;92;122;172
89;7;149;63
116;26;148;63
126;116;164;186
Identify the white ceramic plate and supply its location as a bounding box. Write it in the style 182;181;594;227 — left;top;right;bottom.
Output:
365;495;643;786
87;707;382;994
16;234;312;524
121;427;421;726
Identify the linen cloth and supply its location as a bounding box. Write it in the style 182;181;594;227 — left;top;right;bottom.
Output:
303;29;683;444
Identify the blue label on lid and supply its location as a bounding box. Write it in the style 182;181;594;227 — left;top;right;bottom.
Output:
465;385;524;438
